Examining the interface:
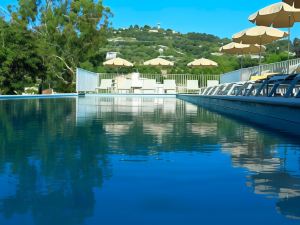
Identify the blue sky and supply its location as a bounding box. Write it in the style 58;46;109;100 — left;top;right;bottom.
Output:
1;0;300;39
105;0;300;39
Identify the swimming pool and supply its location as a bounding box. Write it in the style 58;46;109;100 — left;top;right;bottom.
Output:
0;95;299;225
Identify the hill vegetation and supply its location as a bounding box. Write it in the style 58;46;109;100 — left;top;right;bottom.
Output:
95;25;294;75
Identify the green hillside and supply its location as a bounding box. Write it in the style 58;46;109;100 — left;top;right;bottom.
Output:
93;25;293;75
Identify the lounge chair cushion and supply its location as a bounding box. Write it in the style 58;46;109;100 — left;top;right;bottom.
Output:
163;80;176;90
98;79;113;90
142;80;157;90
187;80;199;90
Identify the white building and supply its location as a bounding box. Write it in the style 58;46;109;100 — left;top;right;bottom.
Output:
106;52;118;60
149;30;159;33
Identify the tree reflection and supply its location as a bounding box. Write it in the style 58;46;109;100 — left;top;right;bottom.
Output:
0;98;112;225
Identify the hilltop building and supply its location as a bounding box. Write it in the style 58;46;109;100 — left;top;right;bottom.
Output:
106;52;118;60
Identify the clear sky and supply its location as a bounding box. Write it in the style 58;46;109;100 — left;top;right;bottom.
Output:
1;0;300;39
104;0;300;39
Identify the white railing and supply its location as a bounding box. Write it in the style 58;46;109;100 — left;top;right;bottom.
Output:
99;73;220;87
76;69;221;93
221;58;300;84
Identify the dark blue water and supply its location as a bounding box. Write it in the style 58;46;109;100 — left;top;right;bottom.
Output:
0;96;299;225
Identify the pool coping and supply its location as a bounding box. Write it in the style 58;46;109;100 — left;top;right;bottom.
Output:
0;93;178;100
0;93;78;100
177;94;300;108
83;94;177;98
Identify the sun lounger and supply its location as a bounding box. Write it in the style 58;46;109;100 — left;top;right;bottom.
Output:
163;80;176;94
142;79;157;94
207;80;219;87
96;79;113;93
131;73;143;94
186;80;200;93
117;79;132;94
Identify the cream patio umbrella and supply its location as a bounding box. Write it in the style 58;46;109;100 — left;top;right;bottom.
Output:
103;57;134;67
249;2;300;73
220;42;266;68
249;2;300;28
143;58;174;66
284;0;300;8
220;42;266;54
232;26;288;45
233;26;288;74
103;57;134;87
143;58;174;76
187;58;218;68
187;58;218;86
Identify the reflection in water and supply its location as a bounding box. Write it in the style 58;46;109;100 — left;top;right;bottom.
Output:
0;96;299;225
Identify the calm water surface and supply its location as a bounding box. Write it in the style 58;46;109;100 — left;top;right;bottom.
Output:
0;96;299;225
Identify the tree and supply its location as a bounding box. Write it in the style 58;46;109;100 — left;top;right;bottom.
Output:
0;11;45;94
0;0;111;94
294;38;300;58
36;0;111;92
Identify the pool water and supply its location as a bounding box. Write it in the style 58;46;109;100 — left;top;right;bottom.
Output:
0;96;299;225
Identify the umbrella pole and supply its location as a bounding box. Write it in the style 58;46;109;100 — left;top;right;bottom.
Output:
287;15;291;74
259;38;262;75
240;52;243;69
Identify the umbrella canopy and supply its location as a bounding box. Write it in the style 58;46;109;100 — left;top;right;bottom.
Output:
249;2;299;74
220;42;266;69
103;57;134;67
220;42;266;54
284;0;300;9
249;2;300;28
187;58;218;67
143;58;174;66
232;26;288;45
